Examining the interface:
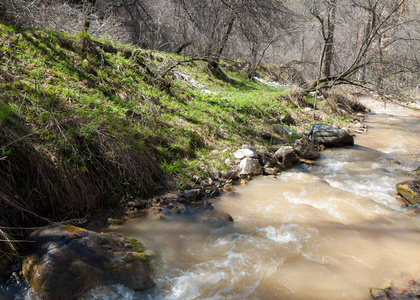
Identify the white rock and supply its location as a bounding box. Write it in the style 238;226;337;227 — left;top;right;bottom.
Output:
239;158;263;175
233;148;256;159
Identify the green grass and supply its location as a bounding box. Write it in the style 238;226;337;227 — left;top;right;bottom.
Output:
0;23;355;226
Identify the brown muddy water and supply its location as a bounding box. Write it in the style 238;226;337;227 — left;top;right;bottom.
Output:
107;99;420;300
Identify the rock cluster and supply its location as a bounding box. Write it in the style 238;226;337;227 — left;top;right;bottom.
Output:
230;137;322;178
371;279;420;300
138;123;355;220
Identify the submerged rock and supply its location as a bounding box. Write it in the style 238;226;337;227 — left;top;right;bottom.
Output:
309;123;354;147
22;226;154;300
396;180;420;205
182;189;204;202
188;210;234;227
263;167;279;175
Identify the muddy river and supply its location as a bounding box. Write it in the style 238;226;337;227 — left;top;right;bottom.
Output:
110;98;420;300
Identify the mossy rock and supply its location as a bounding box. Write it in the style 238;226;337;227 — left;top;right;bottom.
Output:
60;225;86;232
396;180;420;205
369;288;389;299
22;226;154;300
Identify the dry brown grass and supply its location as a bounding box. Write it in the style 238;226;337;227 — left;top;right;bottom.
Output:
0;112;162;230
326;91;367;113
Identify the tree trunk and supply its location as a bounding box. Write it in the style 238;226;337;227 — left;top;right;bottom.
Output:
358;8;373;84
209;16;235;70
322;0;337;78
83;0;97;33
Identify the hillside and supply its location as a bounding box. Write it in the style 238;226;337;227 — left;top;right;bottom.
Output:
0;24;362;228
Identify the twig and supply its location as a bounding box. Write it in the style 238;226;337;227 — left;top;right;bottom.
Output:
1;133;35;150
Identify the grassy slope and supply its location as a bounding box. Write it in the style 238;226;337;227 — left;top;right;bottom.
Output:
0;24;353;226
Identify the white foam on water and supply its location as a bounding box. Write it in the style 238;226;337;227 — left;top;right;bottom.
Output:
283;191;345;221
256;225;299;244
301;252;330;265
278;171;319;183
165;274;202;299
326;177;399;209
83;284;135;300
150;259;260;299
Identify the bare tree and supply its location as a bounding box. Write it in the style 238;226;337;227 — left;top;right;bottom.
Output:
308;0;337;79
305;0;408;93
168;0;294;74
3;0;420;98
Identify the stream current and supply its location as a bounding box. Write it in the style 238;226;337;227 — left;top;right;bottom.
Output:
111;99;420;300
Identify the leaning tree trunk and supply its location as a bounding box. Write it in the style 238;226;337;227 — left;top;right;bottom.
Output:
209;16;235;70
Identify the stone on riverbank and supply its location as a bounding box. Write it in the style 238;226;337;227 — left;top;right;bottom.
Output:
234;148;257;159
182;189;204;202
239;158;263;175
293;137;321;160
22;226;154;300
273;124;297;137
309;123;354;147
274;146;294;159
260;132;272;140
396;180;420;205
274;146;299;169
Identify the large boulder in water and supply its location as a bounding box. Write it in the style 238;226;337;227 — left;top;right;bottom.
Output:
309;123;354;147
22;225;154;300
396;180;420;205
